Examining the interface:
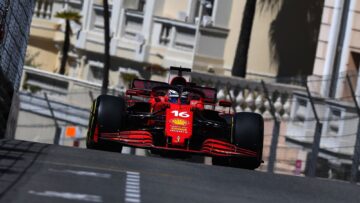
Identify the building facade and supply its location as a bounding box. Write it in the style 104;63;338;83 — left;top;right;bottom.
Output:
312;0;360;97
287;0;360;180
28;0;290;89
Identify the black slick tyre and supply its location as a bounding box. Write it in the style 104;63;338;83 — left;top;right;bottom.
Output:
86;95;126;152
231;112;264;169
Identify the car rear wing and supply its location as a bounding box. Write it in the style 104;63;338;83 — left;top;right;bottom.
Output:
129;79;217;104
128;79;168;96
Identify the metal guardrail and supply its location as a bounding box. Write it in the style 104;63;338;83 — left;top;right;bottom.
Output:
19;92;90;127
21;66;125;109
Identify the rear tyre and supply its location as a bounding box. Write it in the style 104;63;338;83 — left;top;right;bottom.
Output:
86;95;126;152
231;112;264;169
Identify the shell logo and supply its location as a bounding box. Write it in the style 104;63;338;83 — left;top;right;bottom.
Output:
171;118;188;126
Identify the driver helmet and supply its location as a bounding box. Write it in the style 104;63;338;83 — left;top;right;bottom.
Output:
180;91;189;104
168;90;179;103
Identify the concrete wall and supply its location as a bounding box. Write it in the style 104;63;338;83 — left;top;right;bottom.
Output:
161;0;189;19
16;111;56;144
0;0;35;138
27;37;59;72
212;0;232;28
223;0;246;75
247;2;280;79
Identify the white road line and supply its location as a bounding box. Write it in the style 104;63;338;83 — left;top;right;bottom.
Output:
28;190;102;202
126;185;139;189
126;193;140;198
126;175;139;181
135;148;147;156
125;171;141;203
126;189;139;193
204;156;213;165
127;175;140;179
48;168;111;178
125;198;140;203
126;171;139;175
126;178;140;182
127;182;140;186
122;147;131;154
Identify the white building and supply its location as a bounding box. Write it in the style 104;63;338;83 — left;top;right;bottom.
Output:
27;0;288;89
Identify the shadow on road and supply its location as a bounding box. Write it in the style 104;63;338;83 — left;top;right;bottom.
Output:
0;140;48;199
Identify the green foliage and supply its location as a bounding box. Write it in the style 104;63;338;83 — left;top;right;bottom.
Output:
22;74;42;93
22;84;42;94
121;73;138;83
55;10;82;75
55;10;82;24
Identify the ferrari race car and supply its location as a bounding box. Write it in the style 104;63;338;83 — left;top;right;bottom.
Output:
86;67;264;169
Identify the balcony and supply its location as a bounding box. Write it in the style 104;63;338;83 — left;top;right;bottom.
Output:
33;0;53;19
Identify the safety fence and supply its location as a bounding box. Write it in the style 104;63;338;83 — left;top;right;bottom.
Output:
192;71;360;183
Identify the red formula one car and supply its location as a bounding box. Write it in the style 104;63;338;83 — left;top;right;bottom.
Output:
86;67;264;169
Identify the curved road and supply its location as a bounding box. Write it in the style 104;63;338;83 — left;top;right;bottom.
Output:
0;140;359;203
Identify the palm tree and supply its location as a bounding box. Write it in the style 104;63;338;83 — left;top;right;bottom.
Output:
55;10;81;75
232;0;257;77
232;0;281;78
101;0;111;95
268;0;324;82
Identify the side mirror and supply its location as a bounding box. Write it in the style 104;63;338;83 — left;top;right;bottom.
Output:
219;100;232;107
126;89;138;96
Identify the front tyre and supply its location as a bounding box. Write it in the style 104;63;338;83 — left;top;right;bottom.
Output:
86;95;125;152
231;112;264;169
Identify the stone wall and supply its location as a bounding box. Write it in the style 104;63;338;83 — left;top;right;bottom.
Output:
0;0;35;138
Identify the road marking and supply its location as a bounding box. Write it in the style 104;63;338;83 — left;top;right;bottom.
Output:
122;147;131;154
28;190;102;202
125;171;141;203
126;185;139;189
126;193;140;198
38;160;191;180
126;189;140;193
48;168;112;178
204;156;212;165
126;171;139;175
127;178;140;182
127;182;140;186
125;198;140;203
135;148;147;156
127;174;140;178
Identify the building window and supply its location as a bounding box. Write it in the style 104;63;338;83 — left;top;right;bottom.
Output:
327;107;341;136
88;64;103;84
92;5;112;32
192;0;215;25
138;0;146;12
159;24;171;46
174;27;195;51
204;0;215;17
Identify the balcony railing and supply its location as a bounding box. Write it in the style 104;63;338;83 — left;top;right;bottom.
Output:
122;10;227;52
191;71;305;120
34;0;53;19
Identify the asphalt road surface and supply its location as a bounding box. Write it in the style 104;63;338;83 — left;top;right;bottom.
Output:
0;139;359;203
